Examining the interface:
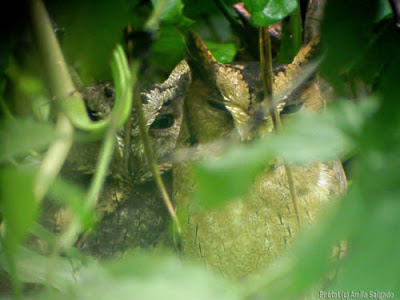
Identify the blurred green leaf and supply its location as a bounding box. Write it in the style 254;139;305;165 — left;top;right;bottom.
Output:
51;0;134;82
17;250;240;300
0;168;38;294
7;247;86;291
0;168;37;253
332;195;400;294
248;187;365;299
376;0;392;21
147;0;194;31
205;41;237;63
0;119;60;162
194;147;269;208
278;0;302;64
150;26;186;70
244;0;297;27
193;100;376;209
321;0;379;92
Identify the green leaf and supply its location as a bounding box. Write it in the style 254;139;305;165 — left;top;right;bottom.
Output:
248;188;365;299
51;0;134;81
0;168;38;295
6;247;86;290
17;250;240;300
376;0;392;21
0;118;61;162
0;168;38;253
205;41;237;63
147;0;193;31
244;0;298;27
194;146;269;208
278;0;302;64
320;0;379;92
193;100;374;209
150;26;186;70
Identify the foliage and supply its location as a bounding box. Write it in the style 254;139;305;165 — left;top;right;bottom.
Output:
244;0;297;27
1;0;400;299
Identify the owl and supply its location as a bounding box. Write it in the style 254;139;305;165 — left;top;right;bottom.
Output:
172;32;347;279
48;63;189;257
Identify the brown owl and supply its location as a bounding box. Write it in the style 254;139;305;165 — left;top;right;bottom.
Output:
172;32;347;279
47;64;189;258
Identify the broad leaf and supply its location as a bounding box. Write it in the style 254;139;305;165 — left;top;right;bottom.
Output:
244;0;298;27
0;118;60;162
147;0;193;31
193;100;376;208
206;41;237;63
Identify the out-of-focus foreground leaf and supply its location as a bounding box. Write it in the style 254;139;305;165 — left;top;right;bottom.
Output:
14;249;241;300
147;0;194;31
194;99;377;209
49;0;135;82
0;118;60;163
0;168;38;295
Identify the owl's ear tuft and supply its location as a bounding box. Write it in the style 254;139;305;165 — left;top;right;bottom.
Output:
185;31;219;81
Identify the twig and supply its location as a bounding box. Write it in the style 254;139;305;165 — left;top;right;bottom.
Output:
259;27;301;227
132;76;181;234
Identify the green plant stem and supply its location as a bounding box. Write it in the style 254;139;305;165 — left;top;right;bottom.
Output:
86;124;117;208
2;242;22;300
59;48;134;249
30;0;75;203
30;0;76;102
30;0;132;136
132;77;181;234
259;27;301;227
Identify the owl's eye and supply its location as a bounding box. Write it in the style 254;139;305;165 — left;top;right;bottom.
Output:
280;102;303;115
150;113;175;129
207;100;229;113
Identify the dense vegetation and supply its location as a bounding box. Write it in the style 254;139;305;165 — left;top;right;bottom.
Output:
1;0;399;299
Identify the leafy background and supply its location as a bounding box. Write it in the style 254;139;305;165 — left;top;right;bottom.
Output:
1;0;400;299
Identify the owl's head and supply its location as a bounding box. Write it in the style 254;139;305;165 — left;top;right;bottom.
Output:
182;32;323;145
76;62;190;182
128;61;190;181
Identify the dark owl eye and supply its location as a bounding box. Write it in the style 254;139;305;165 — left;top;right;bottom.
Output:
207;100;229;113
280;102;303;115
150;113;175;129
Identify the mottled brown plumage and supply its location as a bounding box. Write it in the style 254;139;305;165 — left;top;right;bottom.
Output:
47;64;190;257
172;33;346;279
